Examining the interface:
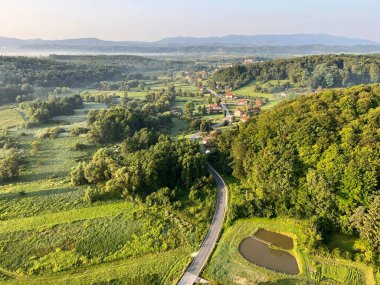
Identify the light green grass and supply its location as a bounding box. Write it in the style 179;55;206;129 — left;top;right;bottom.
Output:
0;202;132;233
233;83;282;111
0;107;25;129
52;102;107;125
0;250;190;285
203;217;373;285
233;84;274;99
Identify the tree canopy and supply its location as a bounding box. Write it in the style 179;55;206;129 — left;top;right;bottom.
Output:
219;84;380;260
213;54;380;90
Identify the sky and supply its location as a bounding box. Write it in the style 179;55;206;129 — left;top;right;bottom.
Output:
0;0;379;42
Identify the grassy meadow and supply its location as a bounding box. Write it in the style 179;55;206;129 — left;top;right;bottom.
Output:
0;106;25;130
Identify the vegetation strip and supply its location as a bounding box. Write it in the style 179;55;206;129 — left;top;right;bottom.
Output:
0;202;131;233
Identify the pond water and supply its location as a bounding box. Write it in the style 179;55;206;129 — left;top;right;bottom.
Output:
255;229;294;250
239;231;299;275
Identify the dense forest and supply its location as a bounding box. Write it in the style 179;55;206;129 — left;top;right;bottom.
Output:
213;84;380;262
0;55;188;105
86;88;176;143
213;54;380;89
71;136;208;203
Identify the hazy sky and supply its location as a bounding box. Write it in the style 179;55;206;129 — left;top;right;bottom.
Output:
1;0;379;42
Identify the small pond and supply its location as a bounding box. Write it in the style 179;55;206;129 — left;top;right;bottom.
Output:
255;229;294;250
239;230;299;275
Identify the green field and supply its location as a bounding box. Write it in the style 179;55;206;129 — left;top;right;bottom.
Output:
0;106;25;130
233;82;282;110
233;85;274;99
0;94;214;284
202;217;375;285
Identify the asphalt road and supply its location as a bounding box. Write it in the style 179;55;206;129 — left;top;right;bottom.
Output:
207;88;232;121
177;165;228;285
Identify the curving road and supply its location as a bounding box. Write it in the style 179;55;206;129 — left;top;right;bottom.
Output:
178;165;228;285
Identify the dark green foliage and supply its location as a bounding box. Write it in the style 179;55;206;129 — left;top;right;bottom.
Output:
190;119;213;132
213;54;380;89
120;128;158;155
183;101;195;117
225;84;380;259
90;274;161;285
87;89;175;143
0;148;20;181
0;55;186;91
72;136;208;200
0;56;119;88
0;83;33;104
24;94;83;124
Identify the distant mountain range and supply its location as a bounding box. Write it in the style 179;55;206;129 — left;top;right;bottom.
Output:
1;34;380;55
155;34;380;46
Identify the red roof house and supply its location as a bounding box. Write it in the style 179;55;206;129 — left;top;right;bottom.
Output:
238;99;248;106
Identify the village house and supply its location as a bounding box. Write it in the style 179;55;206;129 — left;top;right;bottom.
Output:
241;115;250;123
209;103;223;114
238;99;248;106
248;107;261;115
199;70;207;78
234;108;244;117
225;92;236;100
255;99;264;107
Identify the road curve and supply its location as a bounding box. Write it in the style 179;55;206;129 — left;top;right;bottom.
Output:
178;165;228;285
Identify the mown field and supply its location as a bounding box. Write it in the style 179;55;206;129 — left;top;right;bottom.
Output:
202;217;377;285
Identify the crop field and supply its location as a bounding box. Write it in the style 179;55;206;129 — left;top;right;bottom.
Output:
202;217;374;285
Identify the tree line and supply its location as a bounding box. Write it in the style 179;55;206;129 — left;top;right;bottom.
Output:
22;94;83;125
86;88;176;143
213;54;380;90
71;135;208;204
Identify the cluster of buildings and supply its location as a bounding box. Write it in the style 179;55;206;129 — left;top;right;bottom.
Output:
184;70;208;85
208;91;264;121
225;92;263;121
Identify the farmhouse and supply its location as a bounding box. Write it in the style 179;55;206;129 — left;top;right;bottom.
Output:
241;115;250;123
234;109;244;117
237;99;248;106
255;99;264;107
225;92;236;99
209;103;223;113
